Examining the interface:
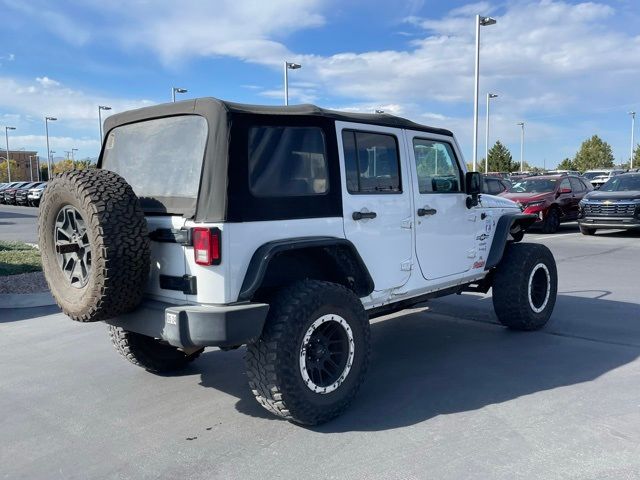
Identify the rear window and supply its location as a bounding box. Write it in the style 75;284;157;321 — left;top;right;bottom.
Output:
101;115;207;213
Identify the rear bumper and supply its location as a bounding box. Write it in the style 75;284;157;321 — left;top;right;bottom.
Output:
105;299;269;348
578;217;640;229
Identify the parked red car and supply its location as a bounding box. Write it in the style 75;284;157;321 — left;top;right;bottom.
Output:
500;174;593;233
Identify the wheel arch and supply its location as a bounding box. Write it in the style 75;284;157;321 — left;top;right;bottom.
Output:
238;237;375;302
485;213;538;270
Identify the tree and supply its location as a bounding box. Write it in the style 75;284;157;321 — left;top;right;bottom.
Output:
486;141;517;172
0;159;18;183
633;144;640;169
40;164;49;181
73;159;95;170
53;159;75;175
557;157;575;170
573;135;615;171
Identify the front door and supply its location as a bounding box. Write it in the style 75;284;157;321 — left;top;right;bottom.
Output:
336;122;413;292
407;133;478;280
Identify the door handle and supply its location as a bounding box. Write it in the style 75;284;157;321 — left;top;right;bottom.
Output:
417;207;437;217
352;211;377;221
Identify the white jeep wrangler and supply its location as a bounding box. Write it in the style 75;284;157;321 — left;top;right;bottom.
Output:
39;98;557;425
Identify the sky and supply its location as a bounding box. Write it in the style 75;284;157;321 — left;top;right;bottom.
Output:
1;0;640;168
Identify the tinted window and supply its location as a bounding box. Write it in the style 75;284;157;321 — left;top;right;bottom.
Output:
248;127;328;197
560;178;571;191
569;177;584;192
343;131;401;194
102;115;207;208
413;139;461;193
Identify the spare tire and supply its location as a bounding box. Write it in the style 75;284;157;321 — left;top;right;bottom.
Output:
38;169;150;322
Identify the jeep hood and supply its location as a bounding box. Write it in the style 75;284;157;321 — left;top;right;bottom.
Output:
500;192;552;204
478;194;519;209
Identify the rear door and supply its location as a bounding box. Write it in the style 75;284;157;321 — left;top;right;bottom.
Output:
101;115;209;302
407;133;478;280
337;122;413;292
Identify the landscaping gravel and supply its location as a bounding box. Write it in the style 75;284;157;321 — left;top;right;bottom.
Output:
0;271;49;294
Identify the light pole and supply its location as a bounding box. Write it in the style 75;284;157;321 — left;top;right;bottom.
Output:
484;93;498;173
517;122;525;172
283;61;302;106
98;105;112;143
71;148;78;162
4;126;15;182
172;87;187;103
629;111;636;169
472;15;497;171
28;155;35;181
45;116;57;176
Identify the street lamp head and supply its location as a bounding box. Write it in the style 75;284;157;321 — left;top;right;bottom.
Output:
6;126;16;131
479;16;497;26
46;116;57;121
488;93;498;98
173;87;188;94
629;111;636;117
375;109;385;114
99;105;112;111
517;122;525;126
286;62;302;70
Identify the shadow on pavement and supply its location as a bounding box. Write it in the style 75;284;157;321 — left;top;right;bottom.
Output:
196;294;640;430
0;304;61;323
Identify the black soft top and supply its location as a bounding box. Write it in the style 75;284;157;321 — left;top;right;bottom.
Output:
101;98;453;221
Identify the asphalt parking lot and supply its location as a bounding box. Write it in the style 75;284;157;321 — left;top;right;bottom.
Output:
1;207;640;479
0;204;38;243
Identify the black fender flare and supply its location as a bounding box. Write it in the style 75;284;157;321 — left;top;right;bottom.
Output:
237;236;375;302
485;213;538;270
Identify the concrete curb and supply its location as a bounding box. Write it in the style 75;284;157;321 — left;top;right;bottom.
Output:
0;292;56;309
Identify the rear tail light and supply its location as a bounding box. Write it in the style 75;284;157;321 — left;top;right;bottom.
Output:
192;228;221;266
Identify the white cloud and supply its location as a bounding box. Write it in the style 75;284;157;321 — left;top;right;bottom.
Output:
36;77;61;88
72;0;326;66
0;76;153;122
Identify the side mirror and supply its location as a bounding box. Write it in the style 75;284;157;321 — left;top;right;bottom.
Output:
465;171;482;208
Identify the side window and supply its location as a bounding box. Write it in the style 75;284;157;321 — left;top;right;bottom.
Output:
412;139;461;193
342;130;401;194
569;177;584;192
560;178;571;191
248;126;328;197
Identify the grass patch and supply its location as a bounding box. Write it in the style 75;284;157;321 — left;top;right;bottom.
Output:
0;241;42;276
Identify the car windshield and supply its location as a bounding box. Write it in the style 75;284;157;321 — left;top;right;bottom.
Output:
599;175;640;192
583;171;608;180
509;178;557;193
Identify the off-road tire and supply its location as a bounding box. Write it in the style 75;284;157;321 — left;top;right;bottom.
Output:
246;280;370;425
39;169;149;322
109;326;203;373
492;242;557;331
541;207;560;234
579;225;596;236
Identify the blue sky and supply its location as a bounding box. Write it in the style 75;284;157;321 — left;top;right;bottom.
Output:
1;0;640;167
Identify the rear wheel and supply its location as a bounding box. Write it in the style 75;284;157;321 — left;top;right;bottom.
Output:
541;208;560;234
492;243;557;331
109;326;203;373
246;280;370;425
579;225;596;236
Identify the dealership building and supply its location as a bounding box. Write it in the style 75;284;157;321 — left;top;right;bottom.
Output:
2;150;40;182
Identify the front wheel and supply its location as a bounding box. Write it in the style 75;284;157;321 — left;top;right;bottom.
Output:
246;280;370;425
541;208;560;234
492;243;558;331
